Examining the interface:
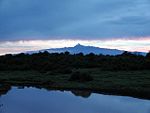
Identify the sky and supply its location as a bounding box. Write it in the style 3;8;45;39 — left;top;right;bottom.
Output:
0;0;150;55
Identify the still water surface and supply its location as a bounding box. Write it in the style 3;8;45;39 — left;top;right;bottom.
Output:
0;87;150;113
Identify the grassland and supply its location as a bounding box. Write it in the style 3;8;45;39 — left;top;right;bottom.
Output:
0;69;150;99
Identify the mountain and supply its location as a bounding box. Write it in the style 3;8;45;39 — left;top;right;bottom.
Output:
26;44;147;56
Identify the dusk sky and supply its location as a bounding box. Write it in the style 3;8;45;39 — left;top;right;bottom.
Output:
0;0;150;55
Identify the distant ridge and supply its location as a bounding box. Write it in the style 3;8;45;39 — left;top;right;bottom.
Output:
26;44;147;56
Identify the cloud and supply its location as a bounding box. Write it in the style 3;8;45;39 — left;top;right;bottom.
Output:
0;0;150;41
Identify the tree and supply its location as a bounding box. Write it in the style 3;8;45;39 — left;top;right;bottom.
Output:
121;51;133;56
146;51;150;58
64;51;70;55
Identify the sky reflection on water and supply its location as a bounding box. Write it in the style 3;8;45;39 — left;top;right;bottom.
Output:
0;87;150;113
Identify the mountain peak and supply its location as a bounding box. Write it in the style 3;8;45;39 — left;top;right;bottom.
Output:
74;43;84;48
26;44;147;56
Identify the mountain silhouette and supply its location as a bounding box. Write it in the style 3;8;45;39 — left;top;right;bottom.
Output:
27;44;146;56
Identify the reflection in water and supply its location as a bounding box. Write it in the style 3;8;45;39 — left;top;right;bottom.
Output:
0;85;11;96
71;90;91;98
17;86;25;89
0;84;11;113
0;85;11;113
0;86;150;113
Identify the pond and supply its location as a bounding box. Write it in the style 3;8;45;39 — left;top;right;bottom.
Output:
0;86;150;113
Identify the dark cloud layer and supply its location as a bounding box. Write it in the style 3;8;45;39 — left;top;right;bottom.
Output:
0;0;150;41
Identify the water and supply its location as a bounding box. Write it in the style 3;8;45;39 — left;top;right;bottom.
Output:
0;86;150;113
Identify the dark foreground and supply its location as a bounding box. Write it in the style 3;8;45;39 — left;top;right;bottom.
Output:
0;69;150;99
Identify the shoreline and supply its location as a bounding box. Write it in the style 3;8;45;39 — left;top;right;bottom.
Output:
0;70;150;99
1;83;150;100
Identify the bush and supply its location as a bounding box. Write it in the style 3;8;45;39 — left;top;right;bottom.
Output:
69;71;93;82
59;68;72;74
146;52;150;58
51;68;72;74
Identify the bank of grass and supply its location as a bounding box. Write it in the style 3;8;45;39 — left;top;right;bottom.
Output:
0;69;150;99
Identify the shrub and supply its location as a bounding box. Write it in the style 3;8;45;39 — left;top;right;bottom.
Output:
51;68;72;74
69;71;93;82
146;51;150;58
60;68;72;74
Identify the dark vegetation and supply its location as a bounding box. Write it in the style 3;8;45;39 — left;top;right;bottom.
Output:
0;51;150;99
0;51;150;72
0;70;150;99
69;71;93;82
